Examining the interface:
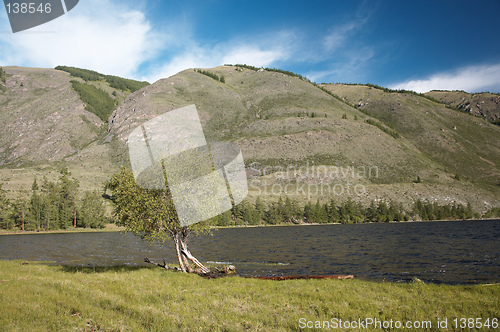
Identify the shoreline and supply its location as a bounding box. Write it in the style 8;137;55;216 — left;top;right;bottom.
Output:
1;218;499;235
0;224;126;236
213;217;500;229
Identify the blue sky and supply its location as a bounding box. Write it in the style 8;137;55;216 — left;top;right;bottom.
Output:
1;0;499;93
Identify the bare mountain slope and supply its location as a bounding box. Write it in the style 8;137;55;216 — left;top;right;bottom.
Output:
107;66;500;208
0;66;104;166
109;66;439;185
0;66;499;210
323;84;500;189
424;90;500;124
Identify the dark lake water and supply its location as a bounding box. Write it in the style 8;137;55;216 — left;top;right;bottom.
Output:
1;220;499;284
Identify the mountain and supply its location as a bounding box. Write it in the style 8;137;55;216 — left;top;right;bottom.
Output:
1;65;499;211
424;90;500;125
0;66;137;194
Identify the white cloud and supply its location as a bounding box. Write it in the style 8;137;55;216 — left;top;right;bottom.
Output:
143;35;293;83
390;64;500;93
222;46;285;68
0;0;164;79
0;0;294;84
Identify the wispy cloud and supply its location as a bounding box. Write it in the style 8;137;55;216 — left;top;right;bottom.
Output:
0;0;294;83
0;0;379;85
306;47;375;83
390;64;500;93
304;3;375;83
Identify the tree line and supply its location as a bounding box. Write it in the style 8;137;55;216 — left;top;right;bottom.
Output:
365;118;400;138
2;168;498;231
210;196;491;227
0;67;6;84
55;66;149;92
195;69;225;83
0;68;6;92
70;80;115;122
0;169;107;231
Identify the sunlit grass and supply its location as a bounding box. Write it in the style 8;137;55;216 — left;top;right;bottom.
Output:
0;260;498;331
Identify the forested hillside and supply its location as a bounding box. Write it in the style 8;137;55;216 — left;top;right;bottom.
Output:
1;65;499;231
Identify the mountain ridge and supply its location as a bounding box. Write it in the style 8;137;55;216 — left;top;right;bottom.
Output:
0;65;499;211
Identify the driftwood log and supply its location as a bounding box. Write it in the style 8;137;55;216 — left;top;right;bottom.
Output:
247;275;354;281
144;258;354;280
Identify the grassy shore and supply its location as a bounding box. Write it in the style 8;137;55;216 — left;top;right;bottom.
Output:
0;261;498;331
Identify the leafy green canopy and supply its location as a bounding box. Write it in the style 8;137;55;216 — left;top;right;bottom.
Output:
105;167;211;243
55;66;149;92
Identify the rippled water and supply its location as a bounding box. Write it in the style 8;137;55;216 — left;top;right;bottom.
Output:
1;220;499;284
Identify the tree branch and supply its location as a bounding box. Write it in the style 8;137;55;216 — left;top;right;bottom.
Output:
144;258;178;270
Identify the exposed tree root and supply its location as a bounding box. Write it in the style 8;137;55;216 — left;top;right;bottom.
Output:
144;257;236;277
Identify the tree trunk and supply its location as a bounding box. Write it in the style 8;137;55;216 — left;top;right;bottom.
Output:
173;233;187;272
179;227;210;274
146;228;211;275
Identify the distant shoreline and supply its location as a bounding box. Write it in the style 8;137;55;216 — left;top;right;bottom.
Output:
2;218;498;236
214;217;499;229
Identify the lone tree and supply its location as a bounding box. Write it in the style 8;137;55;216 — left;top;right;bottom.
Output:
105;167;215;275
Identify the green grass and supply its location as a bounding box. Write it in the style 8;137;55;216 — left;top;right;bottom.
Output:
0;260;498;331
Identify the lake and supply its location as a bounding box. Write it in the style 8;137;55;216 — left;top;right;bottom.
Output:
0;220;499;284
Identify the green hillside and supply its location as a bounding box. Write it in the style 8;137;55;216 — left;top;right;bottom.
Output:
108;66;500;210
0;65;499;214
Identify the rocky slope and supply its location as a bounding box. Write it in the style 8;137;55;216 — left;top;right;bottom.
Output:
424;90;500;124
1;65;499;210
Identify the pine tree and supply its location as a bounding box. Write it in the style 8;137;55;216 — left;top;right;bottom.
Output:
254;197;265;225
283;196;301;223
78;190;106;228
0;184;12;229
28;178;42;231
327;199;339;223
377;201;389;222
57;168;79;229
367;200;378;222
303;201;313;223
243;202;258;225
40;176;59;230
313;199;327;223
10;192;28;231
